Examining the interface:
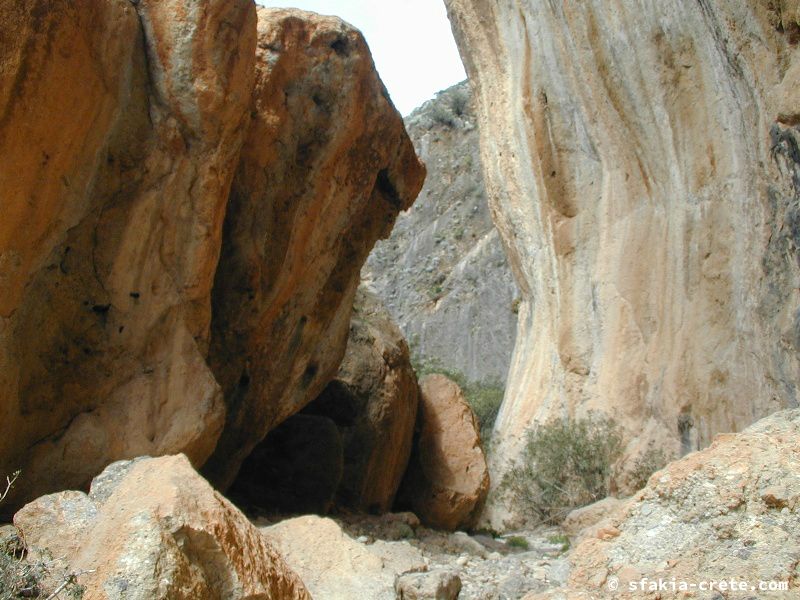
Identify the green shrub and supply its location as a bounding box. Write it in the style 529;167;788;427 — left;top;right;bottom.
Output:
505;535;529;550
430;103;457;128
467;383;503;444
449;86;469;117
547;533;570;553
501;414;623;525
429;86;470;128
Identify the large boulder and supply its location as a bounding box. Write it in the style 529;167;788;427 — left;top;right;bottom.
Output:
203;8;425;489
446;0;800;527
261;515;426;600
305;285;420;513
0;1;424;513
397;374;490;530
527;409;800;599
14;455;310;600
0;0;255;513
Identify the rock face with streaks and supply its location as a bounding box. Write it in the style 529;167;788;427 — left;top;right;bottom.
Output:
202;7;425;489
0;0;256;511
445;0;800;526
0;2;423;512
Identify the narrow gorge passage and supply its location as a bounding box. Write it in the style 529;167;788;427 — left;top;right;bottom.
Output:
2;0;800;598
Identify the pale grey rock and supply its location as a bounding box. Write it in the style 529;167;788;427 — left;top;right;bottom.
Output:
446;0;800;529
395;569;462;600
364;81;518;386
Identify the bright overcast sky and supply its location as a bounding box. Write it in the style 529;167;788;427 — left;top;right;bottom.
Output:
257;1;466;115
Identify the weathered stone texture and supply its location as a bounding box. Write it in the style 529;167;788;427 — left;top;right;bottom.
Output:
203;8;425;489
0;0;256;510
445;0;800;526
14;455;310;600
397;374;490;531
307;285;420;513
527;409;800;599
0;2;423;511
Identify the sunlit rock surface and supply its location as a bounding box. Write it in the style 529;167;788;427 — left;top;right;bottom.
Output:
445;0;800;527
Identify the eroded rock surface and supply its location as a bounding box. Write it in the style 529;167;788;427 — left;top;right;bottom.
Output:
529;409;800;599
395;569;462;600
203;8;425;489
445;0;800;526
14;455;310;600
261;515;426;600
397;374;490;531
0;1;423;511
0;0;255;511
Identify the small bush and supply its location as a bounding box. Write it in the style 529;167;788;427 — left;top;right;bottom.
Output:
501;414;623;525
505;536;529;550
429;86;470;128
449;86;470;117
430;103;457;128
547;533;570;553
1;550;85;600
628;447;668;491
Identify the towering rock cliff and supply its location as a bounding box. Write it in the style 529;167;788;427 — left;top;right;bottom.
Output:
445;0;800;525
365;82;518;385
0;1;423;512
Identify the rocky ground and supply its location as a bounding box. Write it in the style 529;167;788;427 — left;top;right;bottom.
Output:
256;511;570;600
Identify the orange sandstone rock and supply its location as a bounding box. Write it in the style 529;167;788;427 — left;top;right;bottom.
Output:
397;374;490;531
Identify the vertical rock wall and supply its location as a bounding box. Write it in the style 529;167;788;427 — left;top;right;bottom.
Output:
203;9;424;489
445;0;800;525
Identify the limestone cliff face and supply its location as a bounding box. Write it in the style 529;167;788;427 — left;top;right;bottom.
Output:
0;2;423;511
365;82;518;385
445;0;800;524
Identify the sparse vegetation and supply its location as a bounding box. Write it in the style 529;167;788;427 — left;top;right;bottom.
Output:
429;85;470;128
505;536;529;550
427;284;444;300
449;86;469;116
547;533;570;553
501;414;623;525
628;447;669;491
0;473;86;600
410;354;504;444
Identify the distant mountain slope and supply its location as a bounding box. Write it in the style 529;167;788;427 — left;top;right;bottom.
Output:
364;81;518;385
